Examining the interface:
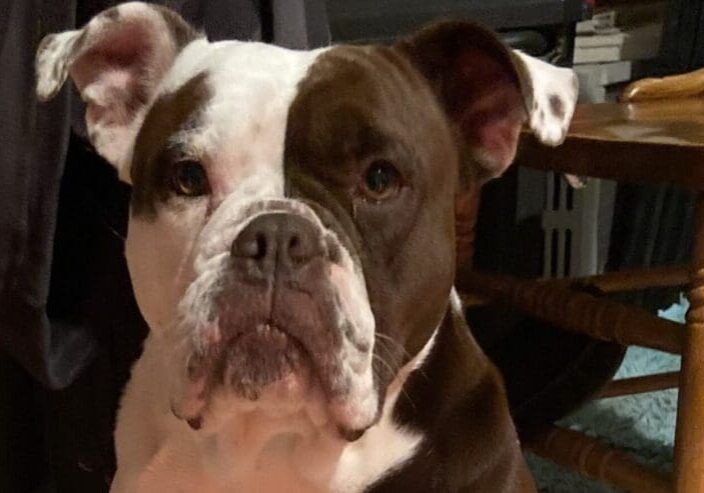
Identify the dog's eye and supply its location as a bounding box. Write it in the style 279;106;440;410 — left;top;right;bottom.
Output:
360;160;401;202
172;160;209;197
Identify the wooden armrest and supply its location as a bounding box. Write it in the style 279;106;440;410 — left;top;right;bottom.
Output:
517;99;704;190
622;67;704;103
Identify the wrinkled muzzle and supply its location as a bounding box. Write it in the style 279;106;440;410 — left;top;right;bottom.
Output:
167;197;378;437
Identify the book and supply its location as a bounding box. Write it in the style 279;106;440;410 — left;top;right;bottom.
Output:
573;22;662;64
574;61;632;85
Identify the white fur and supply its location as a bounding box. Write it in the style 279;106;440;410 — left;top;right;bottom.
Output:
36;29;84;99
511;50;578;146
124;39;323;332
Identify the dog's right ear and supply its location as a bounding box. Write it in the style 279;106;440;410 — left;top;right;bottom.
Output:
35;2;200;182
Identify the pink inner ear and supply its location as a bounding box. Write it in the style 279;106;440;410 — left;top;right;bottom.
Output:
70;22;152;124
449;49;526;181
71;20;151;86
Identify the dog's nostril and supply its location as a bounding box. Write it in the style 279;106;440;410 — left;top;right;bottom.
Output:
232;236;261;259
287;233;320;264
231;229;270;260
289;236;299;250
254;233;268;261
288;235;302;260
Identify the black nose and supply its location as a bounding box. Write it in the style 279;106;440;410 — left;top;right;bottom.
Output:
231;213;323;278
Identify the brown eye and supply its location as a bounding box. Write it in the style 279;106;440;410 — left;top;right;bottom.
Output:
172;160;209;197
361;160;401;202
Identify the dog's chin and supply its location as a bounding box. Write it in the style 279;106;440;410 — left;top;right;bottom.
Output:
170;322;378;440
223;323;311;401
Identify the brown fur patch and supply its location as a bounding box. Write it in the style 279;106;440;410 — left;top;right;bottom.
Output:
153;5;201;48
285;42;459;403
131;74;211;217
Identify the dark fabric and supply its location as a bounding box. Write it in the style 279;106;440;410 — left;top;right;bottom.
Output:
0;2;329;491
0;0;97;390
606;183;695;310
44;137;145;491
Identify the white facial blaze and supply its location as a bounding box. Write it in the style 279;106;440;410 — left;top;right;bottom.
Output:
161;39;325;202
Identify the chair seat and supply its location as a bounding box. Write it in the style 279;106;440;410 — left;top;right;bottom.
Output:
518;98;704;189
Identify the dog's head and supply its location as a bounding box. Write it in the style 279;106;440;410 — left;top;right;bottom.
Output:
36;2;576;438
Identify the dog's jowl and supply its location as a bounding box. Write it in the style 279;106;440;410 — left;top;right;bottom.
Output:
36;2;577;492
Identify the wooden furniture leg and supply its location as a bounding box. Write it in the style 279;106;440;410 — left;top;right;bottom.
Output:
526;426;671;493
598;372;680;399
674;195;704;492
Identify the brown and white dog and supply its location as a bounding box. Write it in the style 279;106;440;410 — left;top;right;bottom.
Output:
35;3;577;492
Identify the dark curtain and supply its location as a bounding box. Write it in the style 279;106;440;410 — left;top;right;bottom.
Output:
0;2;329;491
607;184;695;310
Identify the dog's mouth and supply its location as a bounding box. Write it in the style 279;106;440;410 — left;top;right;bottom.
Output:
218;322;311;400
170;295;376;438
172;319;320;425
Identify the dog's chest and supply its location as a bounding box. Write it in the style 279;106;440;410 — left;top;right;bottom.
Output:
133;410;423;493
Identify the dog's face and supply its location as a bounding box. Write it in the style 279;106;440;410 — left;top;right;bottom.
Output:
36;2;577;438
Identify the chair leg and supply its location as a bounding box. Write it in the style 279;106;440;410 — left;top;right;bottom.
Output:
526;426;671;493
597;372;679;399
674;195;704;492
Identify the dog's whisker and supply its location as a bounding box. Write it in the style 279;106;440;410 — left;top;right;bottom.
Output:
372;353;396;379
375;332;412;358
372;353;417;412
375;333;432;383
374;333;412;364
102;220;126;241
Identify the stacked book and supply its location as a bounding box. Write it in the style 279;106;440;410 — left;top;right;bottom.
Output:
572;5;665;102
574;10;662;64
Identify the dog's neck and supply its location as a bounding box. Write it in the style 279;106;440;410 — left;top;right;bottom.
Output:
187;414;344;492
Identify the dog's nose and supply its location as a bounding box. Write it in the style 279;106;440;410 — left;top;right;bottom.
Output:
231;213;323;277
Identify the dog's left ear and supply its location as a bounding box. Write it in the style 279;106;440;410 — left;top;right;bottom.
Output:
397;21;578;183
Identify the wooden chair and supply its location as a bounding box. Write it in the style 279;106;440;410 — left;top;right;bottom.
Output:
456;68;704;492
